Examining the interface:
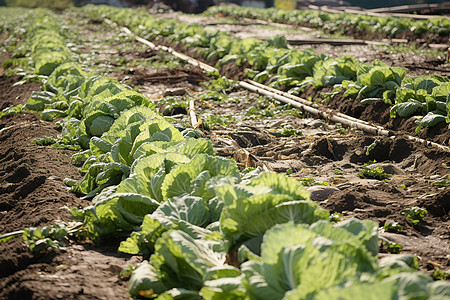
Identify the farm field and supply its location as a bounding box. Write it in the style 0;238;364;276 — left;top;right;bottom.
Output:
0;4;449;299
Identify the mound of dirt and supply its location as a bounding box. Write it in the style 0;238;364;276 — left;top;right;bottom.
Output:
0;75;41;111
131;67;206;85
0;79;134;299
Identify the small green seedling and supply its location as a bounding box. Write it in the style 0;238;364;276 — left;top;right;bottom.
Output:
200;76;238;93
299;177;315;187
379;236;403;254
119;265;136;280
0;104;23;119
386;242;403;254
32;136;57;146
201;114;234;130
365;140;378;156
280;127;302;137
242;167;257;174
383;221;402;233
329;212;343;223
271;126;302;137
358;167;390;180
22;221;85;254
431;178;450;187
432;268;450;280
402;207;427;225
335;123;349;135
364;159;377;166
198;90;228;102
23;223;69;254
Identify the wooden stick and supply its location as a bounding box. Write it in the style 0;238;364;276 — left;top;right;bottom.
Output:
245;79;386;131
240;81;450;152
306;4;443;20
287;38;389;46
189;100;201;129
368;3;449;14
0;122;43;135
118;24;218;74
0;230;25;240
240;81;391;136
402;135;450;152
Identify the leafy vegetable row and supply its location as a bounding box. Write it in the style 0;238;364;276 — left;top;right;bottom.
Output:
2;7;450;299
3;8;76;76
82;5;450;134
204;5;450;42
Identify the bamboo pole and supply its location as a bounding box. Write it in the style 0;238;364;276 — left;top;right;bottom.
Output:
307;4;442;20
245;80;387;131
287;38;388;46
189;100;201;129
368;3;449;15
402;135;450;152
118;24;218;74
0;122;43;135
0;230;24;240
286;38;414;46
241;81;450;152
240;81;391;136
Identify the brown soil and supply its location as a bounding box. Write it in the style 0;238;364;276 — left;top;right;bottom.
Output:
0;78;136;299
131;67;206;85
0;76;41;110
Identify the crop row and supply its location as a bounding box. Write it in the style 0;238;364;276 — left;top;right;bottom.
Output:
1;6;450;299
204;5;450;42
84;5;450;135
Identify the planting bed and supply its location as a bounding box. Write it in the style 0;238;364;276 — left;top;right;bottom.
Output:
204;6;450;44
0;5;449;299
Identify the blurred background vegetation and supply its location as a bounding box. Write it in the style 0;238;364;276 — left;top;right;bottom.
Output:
346;0;448;9
1;0;83;10
0;0;448;11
